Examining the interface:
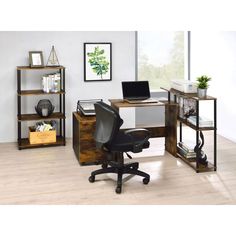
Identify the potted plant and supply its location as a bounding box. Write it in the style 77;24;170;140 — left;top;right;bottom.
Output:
196;75;211;98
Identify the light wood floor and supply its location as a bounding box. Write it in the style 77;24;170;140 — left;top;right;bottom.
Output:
0;134;236;204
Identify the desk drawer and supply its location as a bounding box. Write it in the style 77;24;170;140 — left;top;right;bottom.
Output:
73;112;106;165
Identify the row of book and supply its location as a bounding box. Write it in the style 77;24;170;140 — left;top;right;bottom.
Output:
177;141;196;159
187;115;213;127
42;73;61;93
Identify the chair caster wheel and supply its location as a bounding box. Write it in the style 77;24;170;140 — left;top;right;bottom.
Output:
116;186;122;194
143;177;150;185
102;163;108;169
89;175;95;183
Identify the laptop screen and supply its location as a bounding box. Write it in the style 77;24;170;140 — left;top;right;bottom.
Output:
122;81;150;99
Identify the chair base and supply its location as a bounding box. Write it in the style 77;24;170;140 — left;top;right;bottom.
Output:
88;160;150;194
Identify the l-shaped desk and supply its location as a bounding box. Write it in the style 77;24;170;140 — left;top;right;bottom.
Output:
73;98;216;173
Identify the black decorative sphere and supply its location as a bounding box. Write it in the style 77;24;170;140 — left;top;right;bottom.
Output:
35;99;55;117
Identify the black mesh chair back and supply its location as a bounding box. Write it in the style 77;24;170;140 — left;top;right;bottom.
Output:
94;102;123;148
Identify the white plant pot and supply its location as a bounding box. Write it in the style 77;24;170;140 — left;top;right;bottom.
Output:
198;88;207;98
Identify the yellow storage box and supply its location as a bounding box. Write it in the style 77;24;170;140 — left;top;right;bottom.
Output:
29;127;56;144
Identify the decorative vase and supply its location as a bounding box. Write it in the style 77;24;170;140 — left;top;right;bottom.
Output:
197;88;207;98
35;99;55;117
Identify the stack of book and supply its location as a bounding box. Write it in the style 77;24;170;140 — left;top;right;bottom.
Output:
177;141;196;159
187;115;213;127
42;73;61;93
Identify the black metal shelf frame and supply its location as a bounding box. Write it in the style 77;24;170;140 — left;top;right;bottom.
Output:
168;90;217;173
17;67;66;149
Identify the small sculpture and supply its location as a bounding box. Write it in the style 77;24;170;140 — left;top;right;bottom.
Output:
47;46;60;66
35;99;55;117
194;131;208;166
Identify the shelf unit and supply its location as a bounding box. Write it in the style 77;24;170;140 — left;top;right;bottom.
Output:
17;66;66;150
161;87;217;173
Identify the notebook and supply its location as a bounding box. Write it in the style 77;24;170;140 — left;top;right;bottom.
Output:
122;81;158;104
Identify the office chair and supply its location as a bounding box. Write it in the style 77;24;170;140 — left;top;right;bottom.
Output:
88;101;150;194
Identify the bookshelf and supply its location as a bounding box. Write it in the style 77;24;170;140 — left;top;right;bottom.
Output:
17;66;66;149
162;87;217;173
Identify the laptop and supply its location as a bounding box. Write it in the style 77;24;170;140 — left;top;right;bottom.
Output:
122;81;158;104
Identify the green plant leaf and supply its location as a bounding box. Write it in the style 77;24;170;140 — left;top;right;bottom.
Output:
196;75;211;89
87;46;110;79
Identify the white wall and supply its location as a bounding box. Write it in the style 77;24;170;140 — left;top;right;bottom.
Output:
191;31;236;142
0;31;136;142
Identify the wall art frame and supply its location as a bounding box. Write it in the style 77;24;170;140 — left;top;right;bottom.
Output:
84;42;112;82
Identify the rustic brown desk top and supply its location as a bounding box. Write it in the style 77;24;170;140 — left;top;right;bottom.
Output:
108;99;165;109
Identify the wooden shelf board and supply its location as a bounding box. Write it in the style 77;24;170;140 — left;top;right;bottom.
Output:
18;112;65;121
18;90;65;96
197;162;215;172
177;153;216;172
177;153;196;162
17;66;65;70
73;112;96;122
161;87;197;97
191;96;217;101
109;99;165;108
178;117;215;131
19;136;65;149
161;87;216;100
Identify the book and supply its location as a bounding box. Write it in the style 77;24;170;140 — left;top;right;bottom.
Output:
178;141;195;153
177;145;196;159
42;73;61;93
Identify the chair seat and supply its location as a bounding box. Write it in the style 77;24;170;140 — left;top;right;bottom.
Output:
107;131;150;152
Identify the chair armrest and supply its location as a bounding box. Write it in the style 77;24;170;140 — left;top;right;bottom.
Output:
124;128;151;153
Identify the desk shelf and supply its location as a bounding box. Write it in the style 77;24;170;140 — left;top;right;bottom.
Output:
178;117;215;131
162;87;217;173
161;87;216;101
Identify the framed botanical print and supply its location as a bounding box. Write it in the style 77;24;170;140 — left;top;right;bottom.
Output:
29;51;44;67
84;43;112;82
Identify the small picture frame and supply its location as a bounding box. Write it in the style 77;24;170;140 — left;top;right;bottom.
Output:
29;51;44;67
84;43;112;82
